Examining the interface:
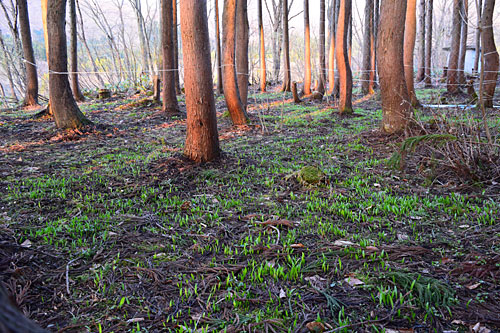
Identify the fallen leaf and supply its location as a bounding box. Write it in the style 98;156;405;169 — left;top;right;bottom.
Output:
366;246;379;251
344;277;364;287
279;288;286;298
306;321;325;333
466;283;481;290
20;239;32;248
127;317;144;323
290;243;305;248
451;320;466;326
334;240;355;247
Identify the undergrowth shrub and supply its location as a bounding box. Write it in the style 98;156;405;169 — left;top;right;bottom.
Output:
389;107;500;191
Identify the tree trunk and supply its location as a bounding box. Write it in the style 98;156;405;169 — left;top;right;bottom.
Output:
0;284;47;332
473;0;482;73
457;0;468;84
372;0;379;90
131;0;152;75
378;0;412;134
258;0;266;92
447;0;462;94
332;0;341;97
361;0;374;95
481;0;499;108
317;0;326;94
327;2;336;95
424;0;433;87
281;0;291;92
18;0;38;106
180;0;220;162
222;0;248;125
75;0;105;87
404;0;419;106
303;0;312;95
69;0;85;102
235;0;249;107
44;0;91;129
215;0;223;94
161;0;179;113
336;0;353;113
0;30;18;101
173;0;181;94
415;0;426;82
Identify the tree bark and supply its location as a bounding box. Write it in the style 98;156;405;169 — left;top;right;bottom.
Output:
317;0;326;94
378;0;412;134
44;0;91;129
258;0;266;92
404;0;419;106
281;0;291;92
180;0;220;162
215;0;223;94
235;0;249;107
0;284;47;333
222;0;248;125
447;0;462;94
327;2;337;95
473;0;482;73
173;0;181;94
336;0;353;113
18;0;39;106
415;0;426;82
424;0;433;87
457;0;468;84
161;0;179;113
69;0;85;102
361;0;374;95
303;0;312;95
481;0;499;108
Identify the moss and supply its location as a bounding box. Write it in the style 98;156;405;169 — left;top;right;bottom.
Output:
297;166;325;185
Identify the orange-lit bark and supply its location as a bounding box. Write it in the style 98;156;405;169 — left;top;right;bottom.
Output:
222;0;249;125
404;0;419;106
180;0;221;162
336;0;353;113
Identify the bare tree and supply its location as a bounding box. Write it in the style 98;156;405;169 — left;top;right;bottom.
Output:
378;0;412;133
161;0;179;113
17;0;38;106
281;0;291;91
361;0;374;95
447;0;463;94
128;0;153;75
222;0;249;125
317;0;326;94
215;0;223;94
424;0;433;87
258;0;267;92
303;0;312;95
416;0;426;82
480;0;498;108
43;0;91;129
457;0;468;84
404;0;419;106
181;0;220;162
236;0;249;106
336;0;352;113
69;0;85;101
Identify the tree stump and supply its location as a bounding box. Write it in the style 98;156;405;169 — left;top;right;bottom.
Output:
292;82;302;103
98;89;111;99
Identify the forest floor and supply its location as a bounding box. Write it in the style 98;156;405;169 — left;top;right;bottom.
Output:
0;86;499;333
